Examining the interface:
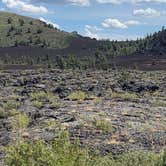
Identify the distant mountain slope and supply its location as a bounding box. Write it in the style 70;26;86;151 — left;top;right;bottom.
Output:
1;11;166;56
0;12;166;70
0;12;76;48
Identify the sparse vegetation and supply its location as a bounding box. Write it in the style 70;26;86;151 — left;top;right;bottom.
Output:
5;131;166;166
30;91;48;101
0;10;165;164
33;100;43;109
10;113;30;130
0;107;8;118
68;91;87;101
93;118;113;132
42;120;62;131
152;99;166;107
111;92;138;101
5;100;20;110
0;69;165;165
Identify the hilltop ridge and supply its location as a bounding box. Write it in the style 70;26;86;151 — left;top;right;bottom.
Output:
0;11;75;48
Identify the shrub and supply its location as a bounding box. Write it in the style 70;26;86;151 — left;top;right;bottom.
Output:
33;100;43;109
0;107;18;118
111;92;138;101
15;28;22;35
119;70;132;82
37;29;42;34
42;120;61;130
29;21;33;25
93;118;113;132
10;113;30;130
30;91;47;101
31;91;60;108
18;19;24;26
5;100;20;110
68;91;87;101
9;26;15;32
27;28;31;33
5;131;92;166
116;151;164;166
0;107;8;118
5;131;166;166
152;100;166;107
31;91;53;102
7;17;12;24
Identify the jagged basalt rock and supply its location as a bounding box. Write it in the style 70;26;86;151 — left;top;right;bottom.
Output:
0;69;165;162
119;81;159;93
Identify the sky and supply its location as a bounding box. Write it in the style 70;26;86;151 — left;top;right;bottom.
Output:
0;0;166;41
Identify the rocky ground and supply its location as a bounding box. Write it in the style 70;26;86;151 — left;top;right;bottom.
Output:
0;69;166;163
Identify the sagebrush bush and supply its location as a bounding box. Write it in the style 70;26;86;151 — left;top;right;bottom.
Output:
0;107;8;118
30;91;48;101
5;100;20;110
93;118;113;132
5;131;166;166
111;92;138;100
10;113;30;130
68;91;87;101
33;100;43;109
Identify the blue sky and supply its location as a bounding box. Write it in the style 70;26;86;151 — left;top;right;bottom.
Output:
0;0;166;40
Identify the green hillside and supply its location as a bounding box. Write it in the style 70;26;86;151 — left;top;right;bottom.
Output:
0;12;166;70
0;12;75;48
141;27;166;54
0;11;166;55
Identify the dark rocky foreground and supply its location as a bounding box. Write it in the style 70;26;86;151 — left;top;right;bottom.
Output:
0;69;166;163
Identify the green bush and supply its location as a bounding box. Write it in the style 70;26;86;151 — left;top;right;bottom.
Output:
5;100;20;110
116;151;165;166
10;113;30;130
152;100;166;107
33;100;43;109
93;118;113;132
5;131;166;166
111;92;138;101
0;107;18;118
68;91;87;101
5;131;93;166
0;107;8;118
31;91;61;108
30;91;48;101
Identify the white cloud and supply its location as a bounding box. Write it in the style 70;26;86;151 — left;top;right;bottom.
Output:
67;0;90;6
84;29;143;41
132;0;166;3
2;0;48;14
102;19;127;29
30;0;166;5
96;0;124;4
124;20;141;26
101;34;143;41
96;0;166;4
39;17;60;29
30;0;90;6
102;18;141;29
84;25;102;39
133;8;161;17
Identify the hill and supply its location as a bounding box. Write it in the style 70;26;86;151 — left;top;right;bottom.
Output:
0;12;166;70
0;11;76;48
0;11;141;54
